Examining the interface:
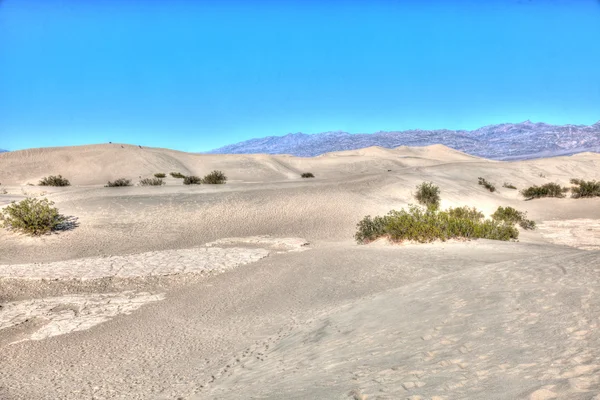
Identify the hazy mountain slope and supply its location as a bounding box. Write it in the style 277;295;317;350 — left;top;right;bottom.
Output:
0;149;7;153
209;120;600;160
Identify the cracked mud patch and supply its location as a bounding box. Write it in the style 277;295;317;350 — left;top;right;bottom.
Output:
537;219;600;251
0;292;165;345
0;236;309;281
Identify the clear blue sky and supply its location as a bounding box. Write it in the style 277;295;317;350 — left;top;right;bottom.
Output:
1;0;599;152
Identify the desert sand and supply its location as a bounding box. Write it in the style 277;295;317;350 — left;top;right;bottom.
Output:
0;143;599;400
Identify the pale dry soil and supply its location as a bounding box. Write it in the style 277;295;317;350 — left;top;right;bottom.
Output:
0;144;599;400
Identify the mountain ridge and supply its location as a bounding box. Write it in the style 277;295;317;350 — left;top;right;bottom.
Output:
209;120;600;160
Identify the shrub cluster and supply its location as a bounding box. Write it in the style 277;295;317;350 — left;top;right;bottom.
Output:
491;206;536;230
170;172;185;179
105;178;132;187
520;183;568;200
39;175;70;187
202;170;227;184
301;172;315;178
1;198;66;236
154;173;166;178
503;182;517;190
478;177;496;192
183;175;202;185
139;178;165;186
414;182;441;210
355;205;518;244
570;179;600;198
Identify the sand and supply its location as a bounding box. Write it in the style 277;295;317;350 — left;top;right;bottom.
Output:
0;144;599;399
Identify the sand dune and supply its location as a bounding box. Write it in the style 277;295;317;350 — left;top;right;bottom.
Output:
0;142;489;186
0;144;599;399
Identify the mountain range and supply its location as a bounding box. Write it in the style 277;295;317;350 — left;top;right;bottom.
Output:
0;149;8;153
209;121;600;160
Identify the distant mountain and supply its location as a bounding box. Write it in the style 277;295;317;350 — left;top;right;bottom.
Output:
0;149;8;153
209;121;600;160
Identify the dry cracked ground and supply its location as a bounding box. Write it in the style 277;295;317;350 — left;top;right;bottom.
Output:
0;144;599;400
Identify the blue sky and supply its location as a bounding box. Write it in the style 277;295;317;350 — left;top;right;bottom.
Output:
1;0;599;152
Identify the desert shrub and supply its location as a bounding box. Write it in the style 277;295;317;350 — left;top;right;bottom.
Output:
520;183;567;200
518;219;537;230
170;172;185;179
354;215;388;244
301;172;315;178
139;178;165;186
105;178;132;187
570;178;600;198
414;181;441;210
491;206;536;230
202;170;227;184
447;206;484;222
0;197;66;236
478;177;496;192
39;175;70;187
183;175;202;185
503;182;517;190
154;173;166;178
355;205;518;244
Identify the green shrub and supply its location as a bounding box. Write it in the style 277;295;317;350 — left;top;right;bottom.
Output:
202;170;227;184
503;182;517;190
39;175;70;187
520;183;568;200
301;172;315;178
355;205;518;244
478;177;496;192
1;197;66;236
446;206;484;222
154;173;166;178
354;215;387;244
170;172;185;179
183;175;202;185
139;178;165;186
414;182;441;210
570;178;600;198
491;206;536;230
105;178;132;187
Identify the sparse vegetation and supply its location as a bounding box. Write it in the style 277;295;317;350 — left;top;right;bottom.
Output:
414;182;441;210
202;170;227;184
355;205;518;244
491;206;536;230
154;173;166;178
478;177;496;192
503;182;517;190
105;178;132;187
39;175;70;187
0;197;66;236
170;172;185;179
139;178;165;186
570;178;600;198
520;182;568;200
183;175;202;185
301;172;315;178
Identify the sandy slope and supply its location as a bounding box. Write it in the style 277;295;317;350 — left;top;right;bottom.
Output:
0;144;599;399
